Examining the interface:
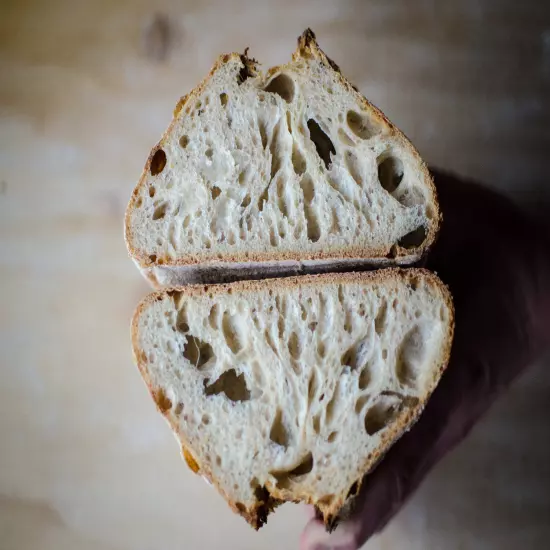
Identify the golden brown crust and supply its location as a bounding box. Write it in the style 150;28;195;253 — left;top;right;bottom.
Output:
131;269;454;529
124;29;440;274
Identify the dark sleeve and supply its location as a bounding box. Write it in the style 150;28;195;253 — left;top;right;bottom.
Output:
395;170;550;485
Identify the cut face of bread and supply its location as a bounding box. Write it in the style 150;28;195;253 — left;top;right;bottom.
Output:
132;270;454;529
125;29;440;287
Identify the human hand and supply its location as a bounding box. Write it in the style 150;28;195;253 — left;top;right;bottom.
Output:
300;169;550;550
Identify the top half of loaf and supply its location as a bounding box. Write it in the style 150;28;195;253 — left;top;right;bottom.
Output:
125;29;439;287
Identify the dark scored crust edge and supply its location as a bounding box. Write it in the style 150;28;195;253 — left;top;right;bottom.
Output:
124;29;441;273
131;269;454;530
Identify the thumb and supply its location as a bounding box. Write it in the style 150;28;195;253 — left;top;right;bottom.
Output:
300;517;360;550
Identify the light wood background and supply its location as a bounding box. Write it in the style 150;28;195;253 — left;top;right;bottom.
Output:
1;1;549;549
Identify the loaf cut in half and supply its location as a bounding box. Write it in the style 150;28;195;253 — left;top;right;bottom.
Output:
132;269;454;529
125;29;440;287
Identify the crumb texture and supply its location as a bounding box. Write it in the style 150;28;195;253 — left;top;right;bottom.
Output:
133;271;453;525
126;33;437;267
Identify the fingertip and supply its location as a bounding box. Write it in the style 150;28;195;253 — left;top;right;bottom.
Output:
303;504;317;519
300;517;326;550
300;517;360;550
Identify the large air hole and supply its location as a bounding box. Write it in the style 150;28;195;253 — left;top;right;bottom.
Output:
396;326;426;388
341;347;356;368
264;73;295;103
304;205;320;242
150;148;167;176
271;452;314;489
222;311;244;354
208;304;220;329
355;394;369;414
183;335;214;369
364;394;403;435
317;340;326;358
398;226;427;249
312;414;321;434
346;110;380;140
288;452;314;476
307;119;335;170
358;364;371;390
378;155;404;193
288;332;301;360
204;369;251;401
153;201;169;220
269;408;290;447
341;336;372;370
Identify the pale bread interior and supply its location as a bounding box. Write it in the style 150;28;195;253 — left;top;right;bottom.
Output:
126;32;438;271
132;270;453;527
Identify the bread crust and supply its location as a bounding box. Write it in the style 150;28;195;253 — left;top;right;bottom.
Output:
131;268;454;530
124;29;441;282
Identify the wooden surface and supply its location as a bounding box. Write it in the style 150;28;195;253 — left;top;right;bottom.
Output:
1;1;550;549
